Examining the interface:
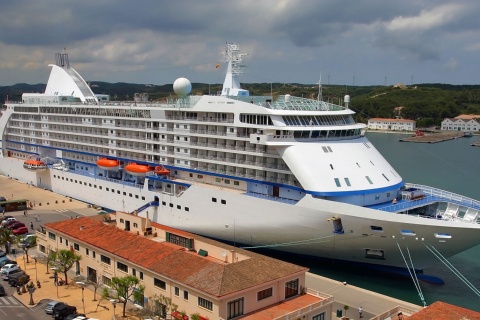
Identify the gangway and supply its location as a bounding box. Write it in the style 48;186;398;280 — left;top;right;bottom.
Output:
130;201;159;215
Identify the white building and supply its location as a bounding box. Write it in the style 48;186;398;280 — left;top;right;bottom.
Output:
441;116;480;132
367;118;416;131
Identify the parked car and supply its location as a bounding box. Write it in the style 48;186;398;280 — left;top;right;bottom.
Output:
13;227;28;235
0;283;5;296
53;304;77;320
20;234;37;247
64;313;86;320
8;272;30;287
1;267;22;280
0;196;6;202
1;218;17;227
0;215;13;222
1;263;20;273
45;300;61;314
0;259;17;268
7;222;26;230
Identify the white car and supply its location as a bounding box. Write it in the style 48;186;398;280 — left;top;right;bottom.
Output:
1;217;16;226
1;263;20;273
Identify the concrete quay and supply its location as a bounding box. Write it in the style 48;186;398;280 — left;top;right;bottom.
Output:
2;174;421;319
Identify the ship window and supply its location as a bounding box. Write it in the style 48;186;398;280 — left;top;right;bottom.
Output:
185;207;189;212
382;174;390;181
234;181;239;186
365;249;385;260
365;176;373;184
370;161;375;166
106;188;109;191
434;233;452;239
221;199;226;204
135;195;138;199
401;230;416;236
327;146;332;152
322;146;329;153
169;203;173;208
334;178;341;187
123;192;126;196
129;193;132;197
344;178;351;186
212;197;217;203
215;178;221;182
356;163;360;168
370;226;383;232
177;205;181;209
117;191;120;194
225;179;230;184
330;164;334;170
141;196;145;200
375;195;380;200
162;201;166;206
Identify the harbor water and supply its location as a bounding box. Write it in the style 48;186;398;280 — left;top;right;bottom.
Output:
265;132;480;311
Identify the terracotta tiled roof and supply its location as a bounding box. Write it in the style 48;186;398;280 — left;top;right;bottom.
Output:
408;301;480;320
45;217;307;297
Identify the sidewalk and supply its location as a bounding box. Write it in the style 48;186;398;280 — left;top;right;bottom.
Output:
11;254;145;319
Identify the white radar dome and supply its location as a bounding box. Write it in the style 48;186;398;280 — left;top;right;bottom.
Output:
285;94;291;103
173;78;192;96
344;95;350;103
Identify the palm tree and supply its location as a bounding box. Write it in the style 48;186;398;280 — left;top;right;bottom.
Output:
0;227;17;253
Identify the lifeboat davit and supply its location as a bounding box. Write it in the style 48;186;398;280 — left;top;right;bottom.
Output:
23;159;47;172
125;163;152;177
154;165;170;176
97;158;120;171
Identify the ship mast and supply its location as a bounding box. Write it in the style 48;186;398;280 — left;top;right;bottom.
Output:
220;43;249;97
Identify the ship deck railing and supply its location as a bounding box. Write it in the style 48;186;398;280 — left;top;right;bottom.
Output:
405;183;480;209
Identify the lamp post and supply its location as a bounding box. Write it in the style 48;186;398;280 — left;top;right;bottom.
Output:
32;256;38;284
51;267;58;298
110;299;117;320
76;282;86;314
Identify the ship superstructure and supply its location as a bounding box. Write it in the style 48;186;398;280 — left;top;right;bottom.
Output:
1;44;480;273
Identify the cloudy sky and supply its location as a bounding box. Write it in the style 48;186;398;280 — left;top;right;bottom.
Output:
1;0;479;87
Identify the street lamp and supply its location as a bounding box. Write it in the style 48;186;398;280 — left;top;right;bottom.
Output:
76;282;86;314
51;267;58;298
32;256;38;284
110;299;117;320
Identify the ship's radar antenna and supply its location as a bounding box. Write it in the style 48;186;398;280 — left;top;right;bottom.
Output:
317;74;323;103
220;42;249;97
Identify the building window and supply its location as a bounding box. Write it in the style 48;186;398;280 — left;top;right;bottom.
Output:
285;279;299;299
100;255;111;265
312;313;326;320
59;237;63;244
154;278;166;290
132;268;136;277
198;297;213;311
65;239;69;246
93;251;96;259
174;287;179;296
48;232;56;240
102;276;112;287
257;287;273;301
117;262;128;273
73;243;80;251
227;297;244;319
86;248;89;256
139;272;143;280
183;291;189;300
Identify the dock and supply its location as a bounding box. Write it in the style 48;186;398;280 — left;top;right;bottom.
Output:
400;132;464;143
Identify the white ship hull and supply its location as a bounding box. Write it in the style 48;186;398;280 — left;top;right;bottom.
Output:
1;156;479;271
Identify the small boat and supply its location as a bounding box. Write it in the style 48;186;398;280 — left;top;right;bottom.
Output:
97;158;120;171
125;163;152;176
154;165;170;176
463;131;473;137
23;159;47;171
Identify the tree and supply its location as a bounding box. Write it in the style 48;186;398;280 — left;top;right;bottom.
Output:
148;293;178;319
20;235;36;263
102;275;144;318
54;249;81;284
45;251;57;274
0;227;17;254
87;273;103;301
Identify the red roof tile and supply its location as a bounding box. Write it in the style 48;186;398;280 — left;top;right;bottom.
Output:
408;301;480;320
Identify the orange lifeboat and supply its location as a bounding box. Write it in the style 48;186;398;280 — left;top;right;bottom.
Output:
97;158;120;171
125;163;152;177
154;165;170;176
23;159;47;171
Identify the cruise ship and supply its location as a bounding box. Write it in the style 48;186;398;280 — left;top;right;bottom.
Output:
1;44;480;274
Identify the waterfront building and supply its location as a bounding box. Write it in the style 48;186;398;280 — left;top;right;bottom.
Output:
36;212;333;320
441;116;480;132
367;118;416;131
